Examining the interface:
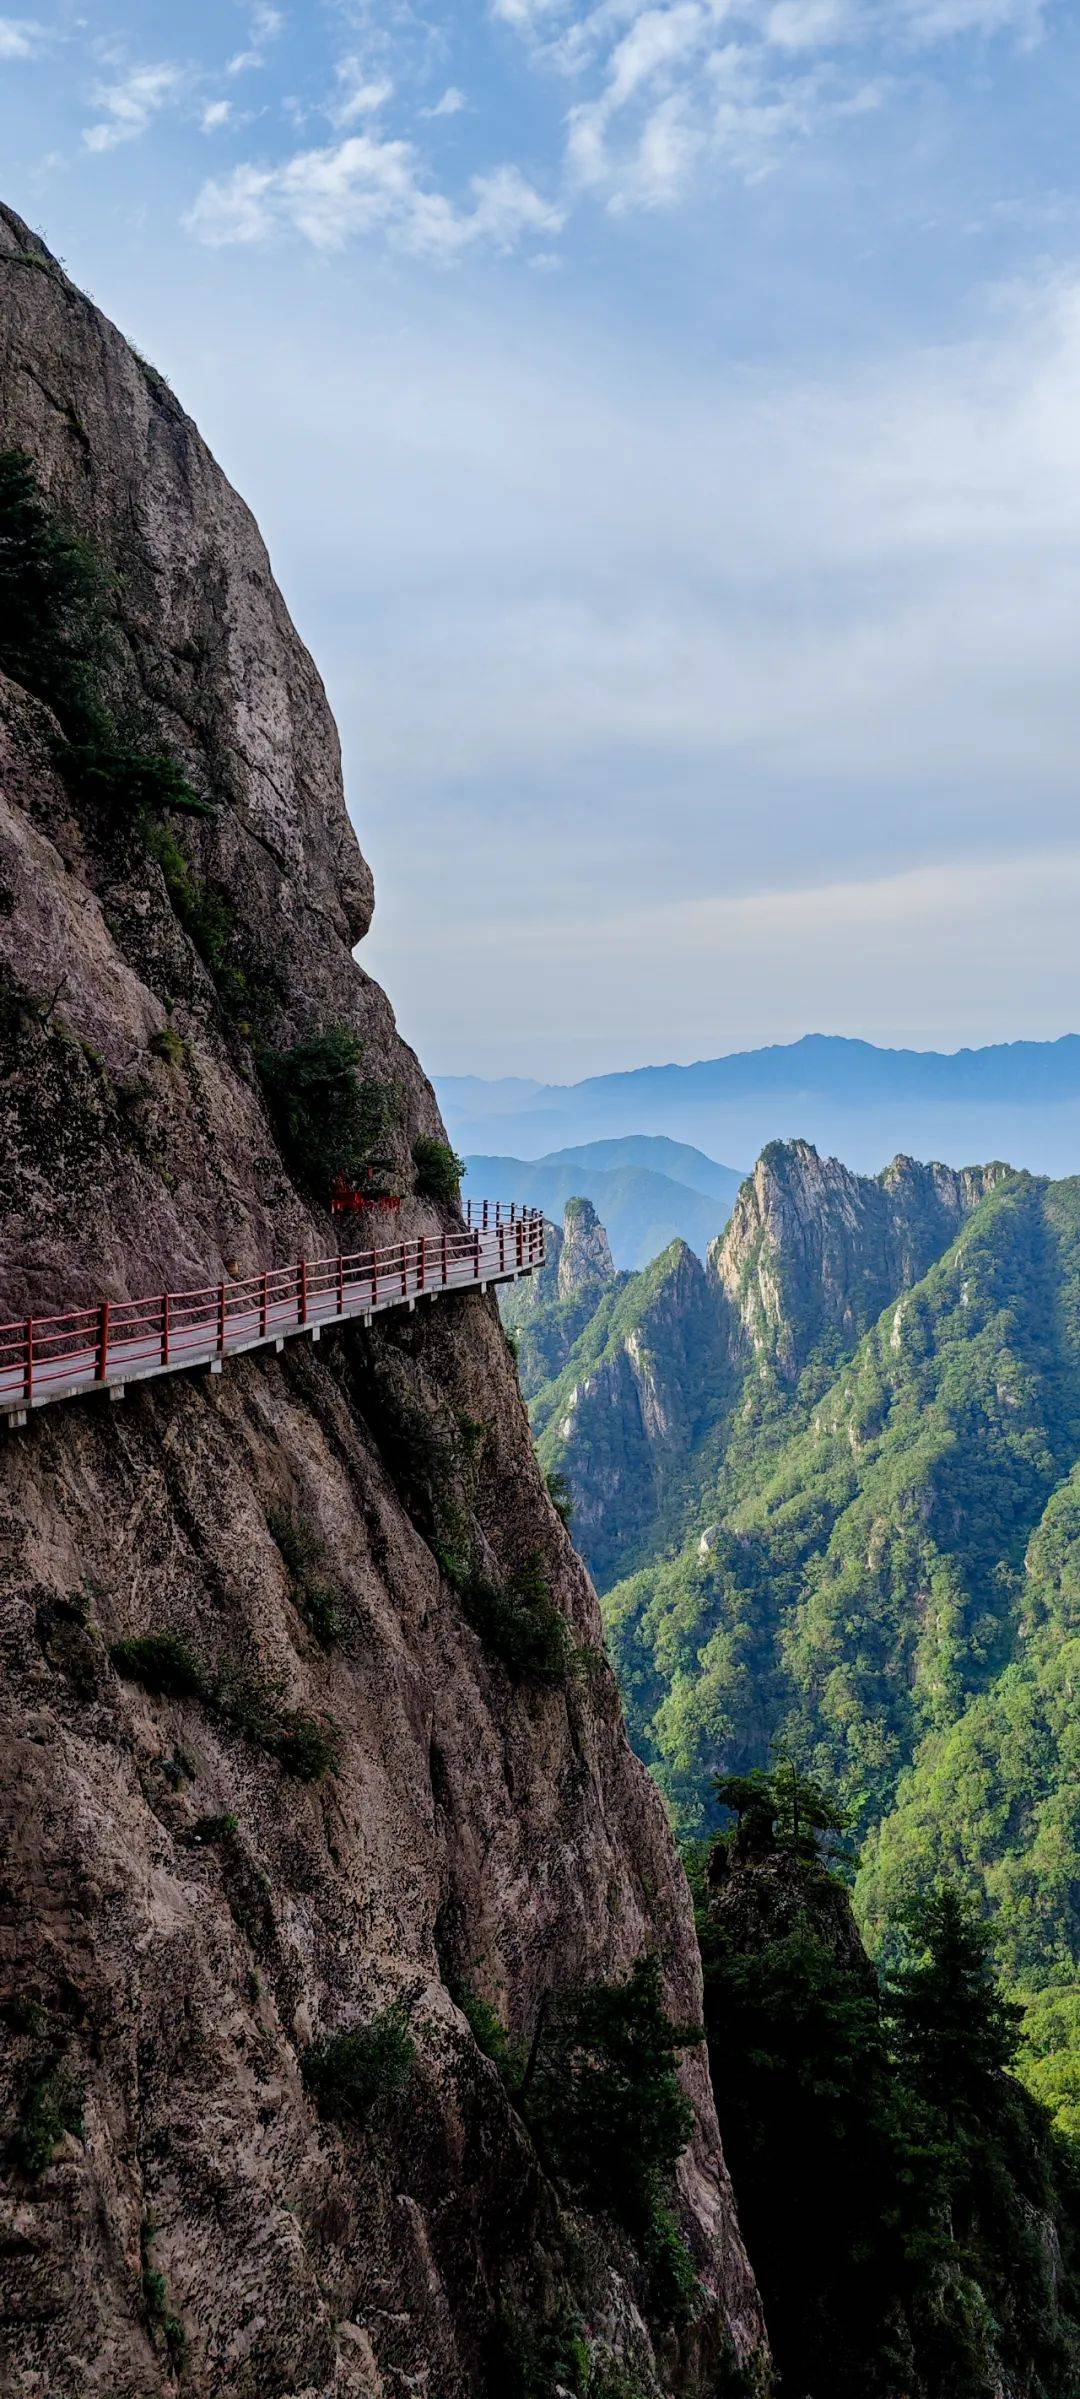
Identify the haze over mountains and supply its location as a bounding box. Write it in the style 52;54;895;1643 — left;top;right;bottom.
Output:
461;1135;744;1268
439;1032;1080;1181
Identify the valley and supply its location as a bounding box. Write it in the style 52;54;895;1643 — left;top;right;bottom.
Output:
514;1144;1080;2144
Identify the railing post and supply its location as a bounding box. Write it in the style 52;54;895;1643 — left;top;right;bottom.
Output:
499;1222;506;1276
517;1219;524;1269
217;1283;227;1355
419;1237;426;1293
25;1318;33;1410
162;1294;170;1367
260;1273;268;1338
96;1300;110;1384
401;1245;408;1299
483;1200;489;1231
474;1226;481;1282
442;1231;448;1285
299;1260;308;1327
337;1251;344;1314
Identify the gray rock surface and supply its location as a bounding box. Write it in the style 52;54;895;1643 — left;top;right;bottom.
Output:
0;207;765;2397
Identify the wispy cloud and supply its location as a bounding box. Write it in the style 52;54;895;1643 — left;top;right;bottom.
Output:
186;132;564;257
84;62;186;154
0;16;46;60
225;4;284;79
424;85;468;117
332;57;395;125
497;0;1052;210
201;98;233;133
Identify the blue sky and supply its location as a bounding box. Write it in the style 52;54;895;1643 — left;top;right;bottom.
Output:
3;0;1080;1076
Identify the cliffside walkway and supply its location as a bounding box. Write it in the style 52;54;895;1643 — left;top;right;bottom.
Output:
0;1202;544;1427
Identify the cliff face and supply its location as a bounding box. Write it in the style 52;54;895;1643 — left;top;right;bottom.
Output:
533;1241;735;1588
709;1138;1009;1384
500;1204;626;1403
527;1143;1006;1592
556;1196;615;1301
0;210;765;2397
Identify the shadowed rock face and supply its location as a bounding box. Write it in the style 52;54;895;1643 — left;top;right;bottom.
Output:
0;209;765;2396
539;1241;733;1586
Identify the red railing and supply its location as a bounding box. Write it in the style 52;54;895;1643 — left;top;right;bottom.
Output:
0;1208;545;1420
463;1201;535;1230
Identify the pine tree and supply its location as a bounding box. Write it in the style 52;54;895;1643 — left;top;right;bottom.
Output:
885;1884;1023;2142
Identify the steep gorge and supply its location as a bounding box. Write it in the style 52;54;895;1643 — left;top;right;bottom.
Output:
0;210;766;2398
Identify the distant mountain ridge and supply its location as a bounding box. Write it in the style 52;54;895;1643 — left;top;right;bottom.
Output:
439;1032;1080;1177
462;1134;744;1267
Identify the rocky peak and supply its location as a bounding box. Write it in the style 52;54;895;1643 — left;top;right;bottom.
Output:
709;1137;1009;1382
557;1195;616;1300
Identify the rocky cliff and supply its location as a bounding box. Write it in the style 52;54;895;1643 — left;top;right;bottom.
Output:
533;1242;734;1588
0;208;765;2398
500;1202;626;1403
557;1196;615;1301
527;1142;1006;1591
709;1138;1009;1384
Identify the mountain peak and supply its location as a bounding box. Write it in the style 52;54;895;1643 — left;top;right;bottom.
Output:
711;1137;1007;1382
557;1194;616;1299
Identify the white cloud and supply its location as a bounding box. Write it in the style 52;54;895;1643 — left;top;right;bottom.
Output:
186;132;564;256
147;229;1080;1072
490;0;565;27
495;0;1053;211
898;0;1044;36
332;58;395;125
766;0;852;50
0;16;44;58
201;99;233;132
84;63;185;154
424;85;468;117
225;2;283;77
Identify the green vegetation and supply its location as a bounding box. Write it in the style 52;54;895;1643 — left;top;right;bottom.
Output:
455;1982;520;2083
412;1134;464;1205
695;1819;1080;2399
602;1171;1080;2130
143;819;249;1008
532;1239;735;1586
268;1506;346;1648
453;1960;701;2344
111;1628;338;1780
148;1022;185;1067
458;1554;571;1683
524;1956;701;2326
259;1027;401;1199
501;1240;630;1406
0;448;209;821
544;1466;574;1525
301;2004;415;2126
186;1812;238;1844
141;2219;185;2367
366;1371;575;1686
14;2060;84;2177
110;1630;205;1698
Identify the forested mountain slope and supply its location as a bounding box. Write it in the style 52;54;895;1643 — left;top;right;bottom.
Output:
532;1141;1002;1589
603;1170;1080;2133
